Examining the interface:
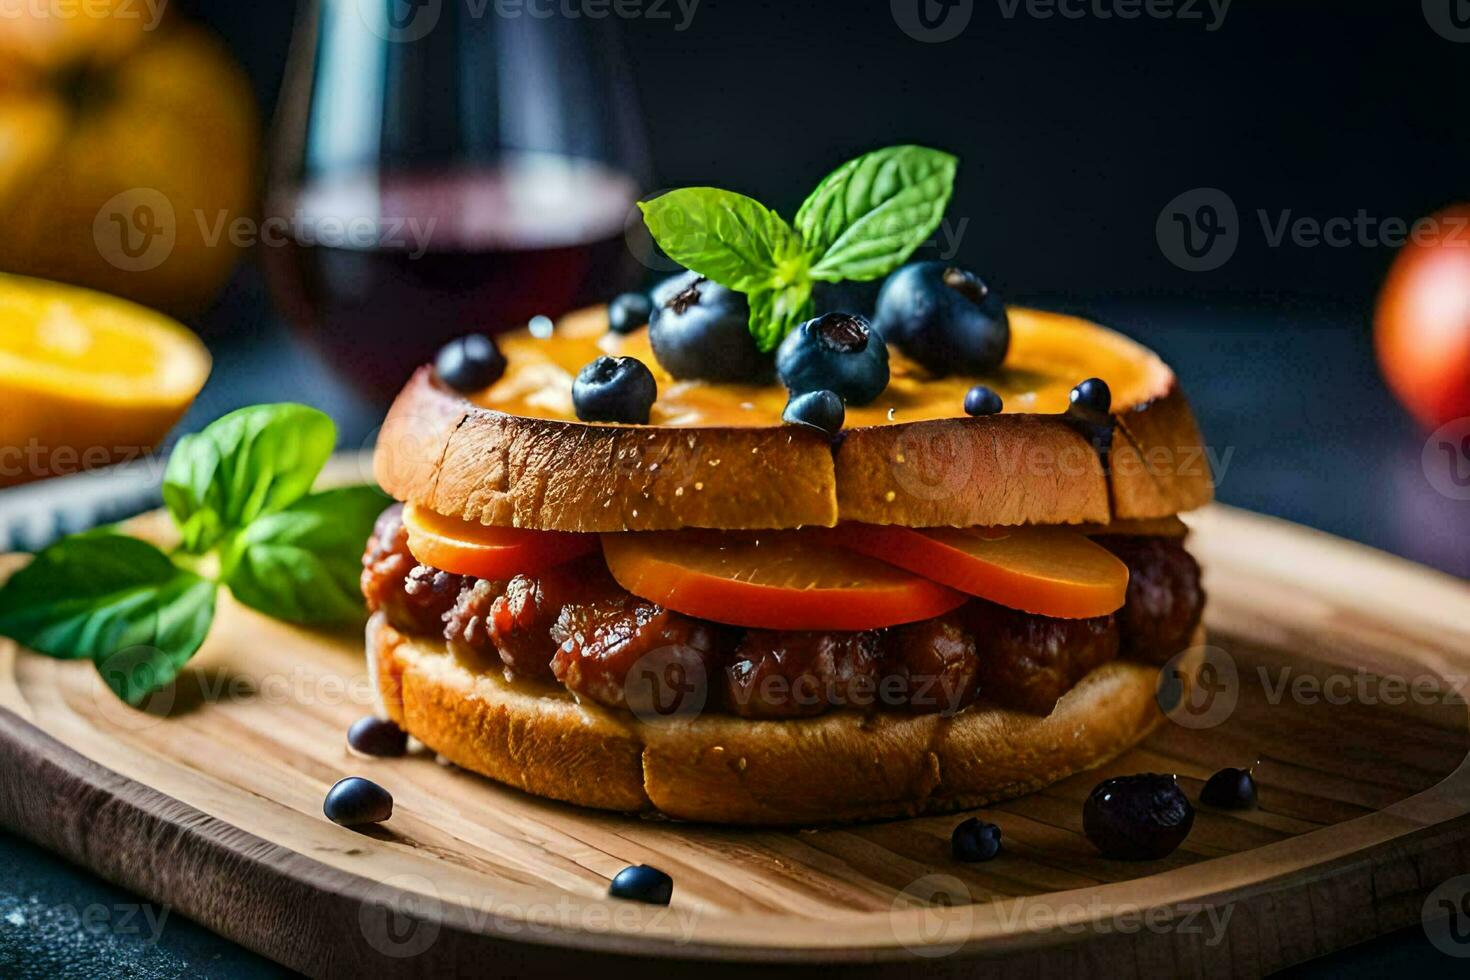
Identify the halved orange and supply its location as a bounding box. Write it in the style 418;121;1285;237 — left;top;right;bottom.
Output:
0;274;210;486
601;529;967;630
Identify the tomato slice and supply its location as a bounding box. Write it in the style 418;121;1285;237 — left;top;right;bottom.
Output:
403;504;597;579
828;524;1129;619
600;530;966;631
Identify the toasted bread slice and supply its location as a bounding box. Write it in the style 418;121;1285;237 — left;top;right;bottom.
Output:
375;307;1213;532
369;614;1201;825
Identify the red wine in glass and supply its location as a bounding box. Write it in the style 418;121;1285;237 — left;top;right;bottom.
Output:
266;3;651;403
264;158;642;403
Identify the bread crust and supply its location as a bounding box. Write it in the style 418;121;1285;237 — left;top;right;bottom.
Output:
370;615;1202;825
374;317;1213;532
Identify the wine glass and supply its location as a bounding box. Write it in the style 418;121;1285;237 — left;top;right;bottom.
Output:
264;0;651;403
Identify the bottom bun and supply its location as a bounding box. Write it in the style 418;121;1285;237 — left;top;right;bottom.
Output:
368;614;1203;825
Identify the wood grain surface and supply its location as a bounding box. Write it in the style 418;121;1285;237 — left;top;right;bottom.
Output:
2;500;1470;977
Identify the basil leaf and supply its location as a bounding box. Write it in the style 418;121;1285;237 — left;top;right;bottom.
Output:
747;281;814;353
797;146;958;282
221;486;389;626
164;404;337;553
639;189;806;293
0;533;217;705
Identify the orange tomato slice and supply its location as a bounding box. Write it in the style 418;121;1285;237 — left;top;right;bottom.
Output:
829;524;1129;619
403;504;597;579
600;530;966;631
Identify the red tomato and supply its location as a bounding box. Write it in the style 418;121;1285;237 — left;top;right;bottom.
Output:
1375;204;1470;429
828;523;1129;619
402;505;597;579
600;530;966;631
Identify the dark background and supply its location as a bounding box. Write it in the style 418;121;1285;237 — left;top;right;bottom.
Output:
4;1;1469;976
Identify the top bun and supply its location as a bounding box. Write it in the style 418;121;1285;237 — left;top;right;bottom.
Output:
374;306;1213;532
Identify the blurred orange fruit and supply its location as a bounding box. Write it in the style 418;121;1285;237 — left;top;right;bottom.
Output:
0;273;210;487
0;4;257;315
1375;204;1470;430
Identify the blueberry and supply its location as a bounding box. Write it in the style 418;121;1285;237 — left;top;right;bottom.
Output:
776;313;890;406
649;272;771;382
782;389;845;437
1083;773;1194;860
1199;767;1258;810
347;716;408;758
1068;377;1112;422
964;385;1004;416
874;262;1010;376
951;818;1002;862
608;292;653;334
573;356;657;424
608;864;673;905
434;334;506;393
324;776;393;827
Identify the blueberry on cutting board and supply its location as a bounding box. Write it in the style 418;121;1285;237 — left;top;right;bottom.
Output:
1083;773;1194;860
1200;767;1258;810
324;777;394;827
609;864;673;905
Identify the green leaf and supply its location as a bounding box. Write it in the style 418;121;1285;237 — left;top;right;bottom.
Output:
221;485;389;626
639;189;805;293
747;281;814;353
164;404;337;553
797;145;958;282
0;534;217;705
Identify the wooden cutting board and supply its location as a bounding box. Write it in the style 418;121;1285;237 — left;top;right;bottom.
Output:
2;499;1470;977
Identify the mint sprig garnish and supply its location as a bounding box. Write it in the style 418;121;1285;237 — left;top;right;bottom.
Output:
0;404;387;706
639;145;957;351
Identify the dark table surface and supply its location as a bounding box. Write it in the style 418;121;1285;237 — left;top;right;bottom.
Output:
2;267;1467;976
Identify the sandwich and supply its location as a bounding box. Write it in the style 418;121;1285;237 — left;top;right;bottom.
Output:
359;148;1213;824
